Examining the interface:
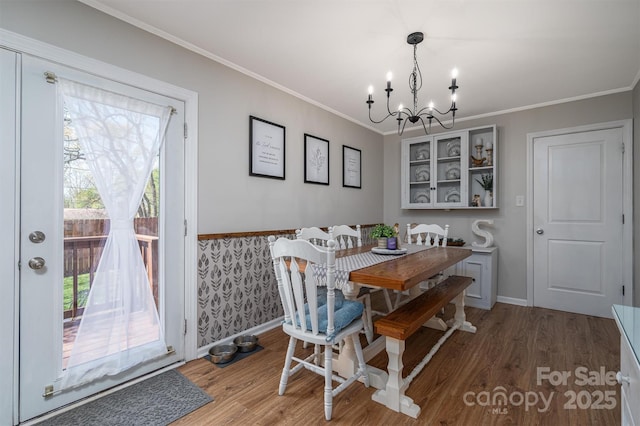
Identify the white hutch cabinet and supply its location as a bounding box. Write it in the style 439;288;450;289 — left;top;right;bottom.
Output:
613;305;640;426
401;125;497;209
453;247;497;310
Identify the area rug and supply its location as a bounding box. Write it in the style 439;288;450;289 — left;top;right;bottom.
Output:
204;345;264;368
39;369;212;426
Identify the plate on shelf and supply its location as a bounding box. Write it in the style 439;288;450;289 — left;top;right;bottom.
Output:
444;188;461;203
415;147;430;160
445;165;460;180
413;190;430;203
414;165;430;182
371;247;408;255
447;140;461;157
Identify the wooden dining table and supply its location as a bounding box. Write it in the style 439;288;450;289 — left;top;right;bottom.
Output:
330;243;473;390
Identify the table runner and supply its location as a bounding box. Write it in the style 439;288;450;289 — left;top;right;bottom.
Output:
312;244;433;288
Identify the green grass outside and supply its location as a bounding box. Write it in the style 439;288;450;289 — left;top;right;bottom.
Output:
63;273;90;311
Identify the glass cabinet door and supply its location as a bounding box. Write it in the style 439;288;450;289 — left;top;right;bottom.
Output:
433;132;467;207
407;139;433;206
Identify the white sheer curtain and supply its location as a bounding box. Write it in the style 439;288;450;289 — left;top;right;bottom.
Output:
59;79;172;390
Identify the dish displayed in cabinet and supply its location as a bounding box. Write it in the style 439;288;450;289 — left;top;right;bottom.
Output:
445;164;460;180
447;140;461;157
444;188;460;203
415;146;430;160
414;165;430;182
413;190;430;203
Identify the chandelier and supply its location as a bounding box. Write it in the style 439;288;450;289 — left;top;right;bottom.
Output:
366;32;458;135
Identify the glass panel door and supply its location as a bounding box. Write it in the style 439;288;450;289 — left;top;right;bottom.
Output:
19;55;185;422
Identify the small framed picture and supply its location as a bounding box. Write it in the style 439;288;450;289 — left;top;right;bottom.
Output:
249;116;286;180
304;133;329;185
343;145;361;188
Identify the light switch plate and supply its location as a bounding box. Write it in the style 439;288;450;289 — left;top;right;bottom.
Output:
515;195;525;207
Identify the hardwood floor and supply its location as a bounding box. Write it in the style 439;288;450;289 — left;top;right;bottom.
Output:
175;303;620;425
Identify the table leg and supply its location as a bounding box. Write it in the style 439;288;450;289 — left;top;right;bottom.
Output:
371;337;421;418
334;281;388;389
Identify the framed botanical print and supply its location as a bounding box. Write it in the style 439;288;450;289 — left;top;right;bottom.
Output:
304;133;329;185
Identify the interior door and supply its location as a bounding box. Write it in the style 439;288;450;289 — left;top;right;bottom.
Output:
532;127;624;318
19;55;185;421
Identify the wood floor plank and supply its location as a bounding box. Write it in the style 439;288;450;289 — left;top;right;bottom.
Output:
176;303;620;425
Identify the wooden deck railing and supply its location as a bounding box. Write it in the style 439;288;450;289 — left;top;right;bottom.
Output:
63;234;159;319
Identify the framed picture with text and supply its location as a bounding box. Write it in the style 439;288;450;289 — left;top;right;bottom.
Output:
249;115;286;180
304;134;329;185
343;145;361;188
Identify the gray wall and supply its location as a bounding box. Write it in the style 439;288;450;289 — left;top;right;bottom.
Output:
383;93;634;300
0;0;384;234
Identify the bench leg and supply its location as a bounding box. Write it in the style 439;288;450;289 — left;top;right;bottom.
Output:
371;337;421;418
446;290;477;333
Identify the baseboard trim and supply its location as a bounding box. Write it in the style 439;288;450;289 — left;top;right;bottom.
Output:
496;296;528;306
197;317;282;358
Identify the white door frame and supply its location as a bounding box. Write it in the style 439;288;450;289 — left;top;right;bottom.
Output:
0;28;198;425
526;120;633;308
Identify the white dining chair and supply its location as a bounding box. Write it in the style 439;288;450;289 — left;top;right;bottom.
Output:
295;226;331;247
328;224;377;343
398;223;451;308
406;223;449;248
268;236;369;421
298;225;373;345
329;224;362;249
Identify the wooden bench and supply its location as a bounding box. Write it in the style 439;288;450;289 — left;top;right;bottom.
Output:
371;275;476;418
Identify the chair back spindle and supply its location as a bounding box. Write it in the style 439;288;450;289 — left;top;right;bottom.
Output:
329;224;362;250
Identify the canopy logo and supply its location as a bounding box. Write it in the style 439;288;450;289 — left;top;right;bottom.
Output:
463;366;617;414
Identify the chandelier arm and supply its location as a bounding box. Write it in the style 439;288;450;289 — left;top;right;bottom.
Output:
385;94;399;117
428;105;453;116
427;114;456;130
368;108;395;124
418;116;431;135
397;115;411;136
415;106;432;117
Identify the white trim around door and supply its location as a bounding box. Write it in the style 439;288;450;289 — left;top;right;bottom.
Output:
526;120;633;309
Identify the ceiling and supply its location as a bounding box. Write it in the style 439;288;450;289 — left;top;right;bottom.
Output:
81;0;640;135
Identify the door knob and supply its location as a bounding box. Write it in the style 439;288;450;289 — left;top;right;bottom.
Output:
536;228;544;235
29;231;46;243
28;257;46;270
616;371;630;385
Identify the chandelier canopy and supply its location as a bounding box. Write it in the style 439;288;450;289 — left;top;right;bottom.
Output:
366;32;459;135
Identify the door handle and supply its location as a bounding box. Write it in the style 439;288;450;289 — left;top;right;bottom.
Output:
28;257;46;270
536;228;544;235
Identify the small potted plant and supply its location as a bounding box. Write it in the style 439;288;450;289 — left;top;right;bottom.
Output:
475;173;493;207
371;224;395;249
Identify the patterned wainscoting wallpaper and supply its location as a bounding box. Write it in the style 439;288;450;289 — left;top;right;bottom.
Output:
196;226;376;348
